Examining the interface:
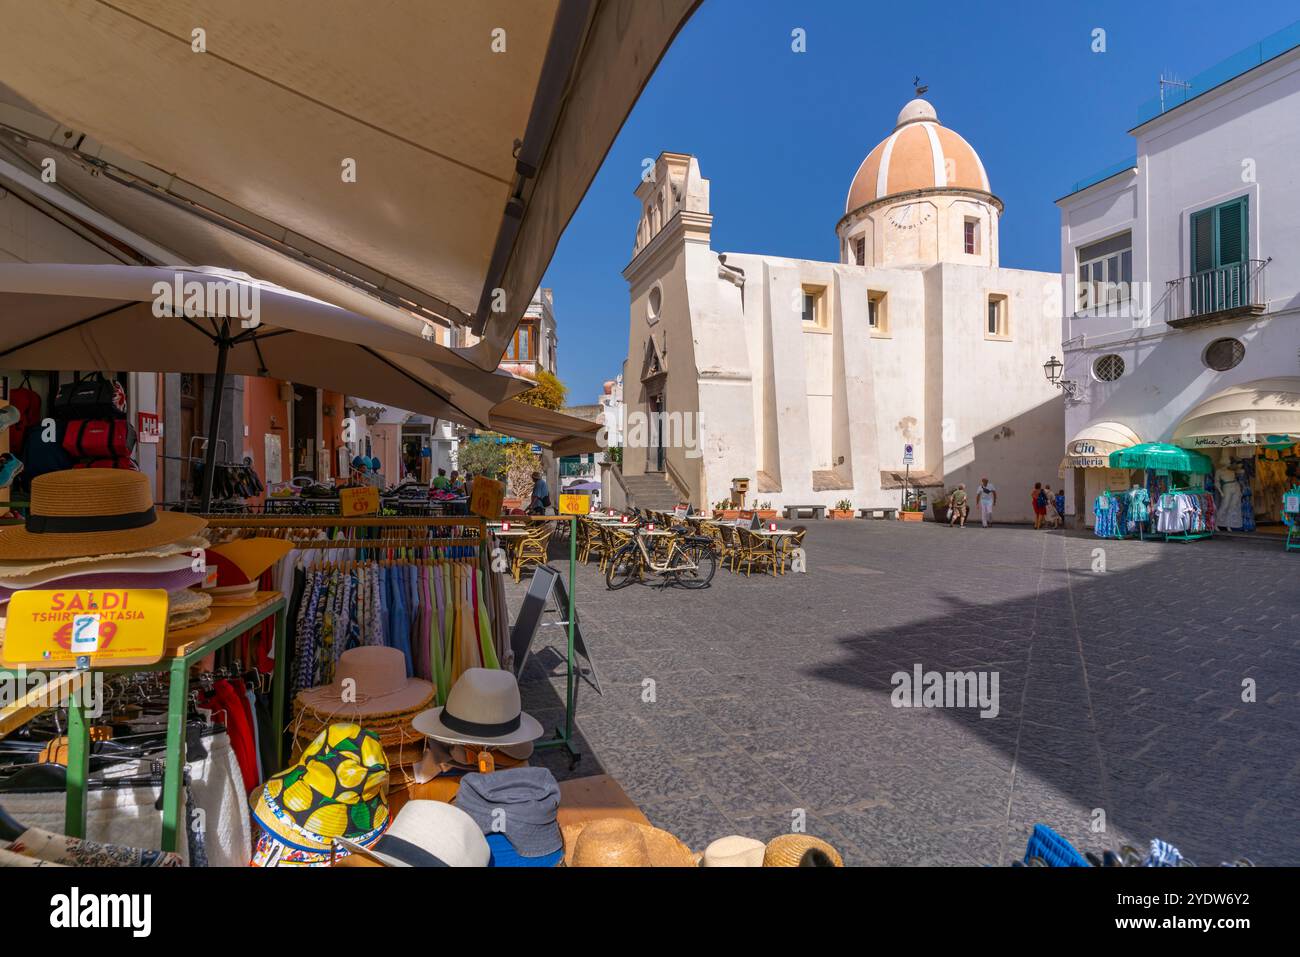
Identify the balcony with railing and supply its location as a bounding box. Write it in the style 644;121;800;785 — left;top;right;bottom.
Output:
1166;259;1269;328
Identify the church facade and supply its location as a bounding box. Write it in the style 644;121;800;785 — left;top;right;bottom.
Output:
621;98;1063;521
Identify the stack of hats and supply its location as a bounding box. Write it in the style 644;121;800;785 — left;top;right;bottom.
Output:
202;537;294;602
251;723;390;867
334;800;488;867
0;471;210;631
293;646;435;772
453;767;564;866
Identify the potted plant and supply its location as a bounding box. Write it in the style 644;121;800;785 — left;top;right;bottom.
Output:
899;500;925;522
712;498;741;520
753;500;777;521
932;492;951;525
829;498;855;520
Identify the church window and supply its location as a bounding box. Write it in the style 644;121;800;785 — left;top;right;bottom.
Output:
986;294;1009;339
964;218;980;255
854;236;866;266
868;291;888;336
801;285;826;327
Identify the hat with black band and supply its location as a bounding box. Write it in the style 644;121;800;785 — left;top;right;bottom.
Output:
412;667;543;748
0;470;206;560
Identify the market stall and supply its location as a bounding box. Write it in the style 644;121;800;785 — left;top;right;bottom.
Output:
1102;444;1215;541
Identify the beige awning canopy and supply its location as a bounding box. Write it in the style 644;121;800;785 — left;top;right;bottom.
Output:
0;0;701;371
1172;377;1300;449
488;401;603;456
1061;421;1143;469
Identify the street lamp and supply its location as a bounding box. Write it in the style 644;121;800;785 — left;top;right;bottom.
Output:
1043;355;1081;399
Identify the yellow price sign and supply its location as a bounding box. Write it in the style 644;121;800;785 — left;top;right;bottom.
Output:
559;493;591;516
470;476;505;519
340;485;380;517
1;589;170;670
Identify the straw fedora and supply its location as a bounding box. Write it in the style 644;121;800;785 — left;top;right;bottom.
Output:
0;470;206;560
335;800;489;867
297;646;434;720
562;818;695;867
700;835;765;867
763;834;844;867
412;667;542;748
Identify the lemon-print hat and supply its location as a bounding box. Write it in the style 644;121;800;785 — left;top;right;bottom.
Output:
253;723;390;856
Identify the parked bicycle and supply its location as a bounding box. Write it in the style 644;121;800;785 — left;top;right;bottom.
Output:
605;517;717;589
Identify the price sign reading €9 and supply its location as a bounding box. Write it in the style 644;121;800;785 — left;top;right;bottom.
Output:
1;589;169;670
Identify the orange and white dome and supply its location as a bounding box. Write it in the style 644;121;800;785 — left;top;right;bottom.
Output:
845;99;990;213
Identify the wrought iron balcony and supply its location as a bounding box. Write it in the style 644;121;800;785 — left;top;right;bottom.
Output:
1166;258;1269;328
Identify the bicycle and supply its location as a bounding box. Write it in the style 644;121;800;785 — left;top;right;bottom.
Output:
605;518;718;590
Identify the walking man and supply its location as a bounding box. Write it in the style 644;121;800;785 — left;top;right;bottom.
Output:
948;484;969;527
976;477;997;527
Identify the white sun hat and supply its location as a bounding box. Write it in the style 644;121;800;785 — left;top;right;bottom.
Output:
412;668;543;748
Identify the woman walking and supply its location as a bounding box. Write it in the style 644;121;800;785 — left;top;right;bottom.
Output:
1031;482;1048;529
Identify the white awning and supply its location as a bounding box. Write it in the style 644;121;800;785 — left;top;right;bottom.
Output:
0;0;701;370
1172;377;1300;449
1061;421;1143;468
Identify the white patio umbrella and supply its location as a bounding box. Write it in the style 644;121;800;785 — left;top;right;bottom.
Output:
0;262;527;507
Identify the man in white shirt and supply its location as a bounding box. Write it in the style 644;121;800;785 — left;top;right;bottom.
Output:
976;478;997;527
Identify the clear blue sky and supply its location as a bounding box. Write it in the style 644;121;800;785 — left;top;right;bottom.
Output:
543;0;1300;403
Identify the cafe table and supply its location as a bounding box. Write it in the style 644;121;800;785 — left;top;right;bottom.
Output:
750;528;796;574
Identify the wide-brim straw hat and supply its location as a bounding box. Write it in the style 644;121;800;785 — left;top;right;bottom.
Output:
296;646;434;720
0;471;206;560
763;834;844;867
412;667;542;748
0;536;208;581
562;818;695;867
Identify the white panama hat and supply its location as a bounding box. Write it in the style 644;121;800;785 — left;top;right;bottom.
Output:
335;800;489;867
412;668;543;748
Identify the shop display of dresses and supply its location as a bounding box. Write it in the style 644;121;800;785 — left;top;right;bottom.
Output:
1093;491;1127;539
1155;491;1215;537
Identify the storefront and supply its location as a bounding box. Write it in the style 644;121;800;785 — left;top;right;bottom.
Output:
1060;421;1142;528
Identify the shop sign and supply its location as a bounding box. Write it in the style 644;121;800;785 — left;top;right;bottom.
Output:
1190;434;1297;448
559;493;590;516
340;485;380;517
1069;456;1109;469
1;589;168;669
137;411;162;444
470;476;505;519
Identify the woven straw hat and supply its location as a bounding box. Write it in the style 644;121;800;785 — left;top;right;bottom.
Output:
0;471;206;560
701;835;765;867
762;834;844;867
297;646;434;720
562;818;695;867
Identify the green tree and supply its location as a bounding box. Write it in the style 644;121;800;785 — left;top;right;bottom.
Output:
514;369;567;411
458;436;506;479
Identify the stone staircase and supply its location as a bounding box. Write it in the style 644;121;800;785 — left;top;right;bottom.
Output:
623;472;682;511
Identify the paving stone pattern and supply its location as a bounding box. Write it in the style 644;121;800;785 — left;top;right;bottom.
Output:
507;520;1300;866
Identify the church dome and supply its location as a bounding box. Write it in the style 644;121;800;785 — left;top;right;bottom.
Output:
845;98;990;213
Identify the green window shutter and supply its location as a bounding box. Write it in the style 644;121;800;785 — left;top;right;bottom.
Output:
1215;198;1246;267
1191;209;1214;273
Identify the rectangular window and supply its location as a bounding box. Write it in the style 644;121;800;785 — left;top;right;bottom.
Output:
867;290;888;335
801;285;826;327
1076;230;1133;311
964;218;979;255
1189;197;1249;314
986;293;1009;339
854;237;866;266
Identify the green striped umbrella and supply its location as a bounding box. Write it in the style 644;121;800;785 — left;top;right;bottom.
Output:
1108;443;1215;474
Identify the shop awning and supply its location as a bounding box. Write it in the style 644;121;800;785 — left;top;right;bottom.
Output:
1059;421;1142;470
1108;443;1215;474
0;0;701;371
1171;377;1300;449
487;401;603;455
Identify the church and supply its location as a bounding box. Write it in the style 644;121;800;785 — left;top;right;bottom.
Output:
620;96;1064;521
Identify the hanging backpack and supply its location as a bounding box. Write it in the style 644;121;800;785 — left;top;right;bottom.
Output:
8;375;41;452
21;422;73;482
62;419;137;460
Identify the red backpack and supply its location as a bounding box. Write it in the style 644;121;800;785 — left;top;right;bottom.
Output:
8;376;41;452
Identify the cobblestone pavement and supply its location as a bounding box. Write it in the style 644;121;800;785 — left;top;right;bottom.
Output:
506;520;1300;866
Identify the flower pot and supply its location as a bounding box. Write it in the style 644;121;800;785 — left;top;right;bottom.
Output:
753;509;777;521
719;510;741;520
828;509;855;520
932;504;950;524
899;510;924;522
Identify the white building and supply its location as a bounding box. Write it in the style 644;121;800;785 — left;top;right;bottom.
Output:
1056;23;1300;528
620;97;1063;520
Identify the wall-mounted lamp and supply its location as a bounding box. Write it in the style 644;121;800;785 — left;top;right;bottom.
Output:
1043;355;1083;400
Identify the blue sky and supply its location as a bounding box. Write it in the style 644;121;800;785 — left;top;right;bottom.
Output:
543;0;1300;403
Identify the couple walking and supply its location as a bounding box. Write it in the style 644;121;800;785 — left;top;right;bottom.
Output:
948;478;998;527
1032;482;1066;529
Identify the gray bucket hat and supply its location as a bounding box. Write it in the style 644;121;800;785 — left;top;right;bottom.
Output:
453;767;562;858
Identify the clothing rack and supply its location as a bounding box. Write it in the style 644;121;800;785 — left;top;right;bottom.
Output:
1157;486;1215;542
199;514;484;553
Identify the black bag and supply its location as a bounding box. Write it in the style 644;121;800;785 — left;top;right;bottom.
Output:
21;423;73;482
53;373;126;420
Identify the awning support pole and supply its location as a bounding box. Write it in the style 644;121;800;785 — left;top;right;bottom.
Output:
200;320;232;511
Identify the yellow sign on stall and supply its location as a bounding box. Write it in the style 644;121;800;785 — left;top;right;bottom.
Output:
559;493;591;516
470;477;506;519
1;589;170;669
340;485;380;517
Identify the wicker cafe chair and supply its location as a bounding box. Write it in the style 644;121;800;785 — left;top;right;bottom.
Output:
583;517;610;566
511;521;554;582
776;525;807;574
734;527;776;577
716;523;742;572
600;523;633;573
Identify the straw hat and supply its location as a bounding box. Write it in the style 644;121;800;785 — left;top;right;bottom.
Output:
700;835;765;867
762;834;844;867
562;818;695;867
296;646;434;720
0;471;206;561
412;668;542;748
